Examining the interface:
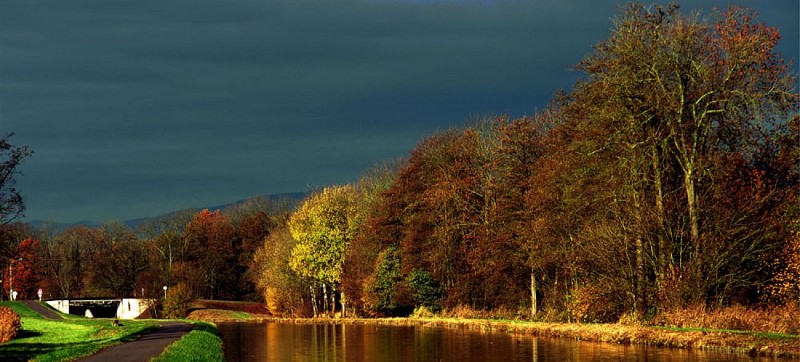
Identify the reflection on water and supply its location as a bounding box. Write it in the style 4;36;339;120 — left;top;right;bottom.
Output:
218;321;763;362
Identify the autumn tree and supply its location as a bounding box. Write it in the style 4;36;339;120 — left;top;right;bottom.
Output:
289;185;358;316
138;209;195;296
251;223;307;316
83;222;148;297
182;209;237;299
3;238;43;300
567;3;797;313
341;161;402;314
235;211;276;300
43;226;103;298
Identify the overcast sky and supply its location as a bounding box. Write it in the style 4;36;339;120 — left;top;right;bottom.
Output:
2;0;798;224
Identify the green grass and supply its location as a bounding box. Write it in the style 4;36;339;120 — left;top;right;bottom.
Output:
153;322;224;362
224;310;250;320
0;301;158;362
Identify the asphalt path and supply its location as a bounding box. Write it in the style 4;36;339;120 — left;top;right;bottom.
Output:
20;300;62;319
76;322;193;362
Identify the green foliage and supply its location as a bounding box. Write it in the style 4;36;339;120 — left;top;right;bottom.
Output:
0;306;20;343
407;269;441;312
163;283;194;319
363;246;403;314
153;323;224;362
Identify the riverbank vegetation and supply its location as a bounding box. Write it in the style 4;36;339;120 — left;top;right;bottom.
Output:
0;301;158;361
250;2;799;330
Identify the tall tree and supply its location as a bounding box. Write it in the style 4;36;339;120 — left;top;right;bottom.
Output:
44;226;102;298
182;209;237;299
289;185;358;315
85;222;148;297
572;3;798;309
3;237;43;300
0;133;32;229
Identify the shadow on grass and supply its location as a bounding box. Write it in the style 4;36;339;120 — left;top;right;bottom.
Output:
0;341;86;362
14;330;43;339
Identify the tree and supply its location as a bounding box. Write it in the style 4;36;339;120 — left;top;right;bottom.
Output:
182;209;237;299
289;185;358;316
570;3;798;311
85;222;148;297
3;238;43;300
138;209;195;296
251;223;307;316
342;161;402;314
0;133;32;229
43;226;103;298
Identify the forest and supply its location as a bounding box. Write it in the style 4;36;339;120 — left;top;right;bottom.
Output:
1;4;798;324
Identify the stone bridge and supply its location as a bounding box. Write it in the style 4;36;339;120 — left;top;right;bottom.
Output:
46;298;155;319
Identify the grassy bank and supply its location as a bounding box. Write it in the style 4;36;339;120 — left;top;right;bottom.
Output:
187;299;271;322
0;301;158;362
153;321;224;362
258;316;800;358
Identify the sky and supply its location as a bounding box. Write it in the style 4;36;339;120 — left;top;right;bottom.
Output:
2;0;798;224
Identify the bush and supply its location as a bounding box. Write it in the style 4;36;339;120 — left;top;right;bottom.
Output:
363;246;404;314
406;269;441;312
565;282;622;323
654;303;800;334
0;307;21;343
164;283;194;319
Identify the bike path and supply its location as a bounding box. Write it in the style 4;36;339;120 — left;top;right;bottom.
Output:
76;322;193;362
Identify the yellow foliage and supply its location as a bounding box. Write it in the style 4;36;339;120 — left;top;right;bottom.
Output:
770;231;800;303
288;185;359;284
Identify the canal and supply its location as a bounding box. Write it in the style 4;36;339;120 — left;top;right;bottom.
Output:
218;321;765;361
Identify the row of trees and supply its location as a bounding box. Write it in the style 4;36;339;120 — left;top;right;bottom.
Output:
251;4;799;321
0;197;291;302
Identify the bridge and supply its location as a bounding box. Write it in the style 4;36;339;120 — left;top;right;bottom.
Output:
46;298;155;319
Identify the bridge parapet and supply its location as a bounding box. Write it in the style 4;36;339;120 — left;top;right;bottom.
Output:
45;298;155;319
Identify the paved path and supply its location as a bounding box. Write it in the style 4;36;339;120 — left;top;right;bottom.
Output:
20;300;63;319
77;322;193;362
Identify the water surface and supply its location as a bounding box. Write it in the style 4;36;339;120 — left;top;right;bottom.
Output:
218;321;763;361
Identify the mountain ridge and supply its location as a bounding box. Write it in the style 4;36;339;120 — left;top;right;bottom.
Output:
26;191;306;231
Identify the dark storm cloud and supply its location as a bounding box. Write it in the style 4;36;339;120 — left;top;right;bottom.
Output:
1;0;797;223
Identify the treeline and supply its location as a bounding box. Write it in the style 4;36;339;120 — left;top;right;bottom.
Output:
0;197;292;301
251;4;799;321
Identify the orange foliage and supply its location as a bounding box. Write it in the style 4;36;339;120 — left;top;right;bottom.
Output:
0;307;20;343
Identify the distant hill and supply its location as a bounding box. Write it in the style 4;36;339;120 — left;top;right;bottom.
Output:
27;191;307;232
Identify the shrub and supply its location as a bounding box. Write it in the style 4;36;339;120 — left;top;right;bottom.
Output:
163;283;194;319
654;303;800;334
565;282;623;323
411;306;436;318
406;269;441;312
363;246;404;314
0;307;21;343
